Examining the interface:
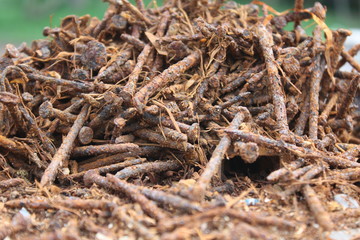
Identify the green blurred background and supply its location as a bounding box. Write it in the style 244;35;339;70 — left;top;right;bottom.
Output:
0;0;359;50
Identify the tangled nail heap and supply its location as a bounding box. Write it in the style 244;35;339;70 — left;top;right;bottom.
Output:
0;0;359;239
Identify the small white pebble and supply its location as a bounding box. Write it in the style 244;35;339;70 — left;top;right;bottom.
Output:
334;194;360;209
118;236;130;240
19;207;31;219
61;168;70;175
95;233;112;240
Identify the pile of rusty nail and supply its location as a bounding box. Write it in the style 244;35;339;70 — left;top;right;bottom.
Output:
0;0;360;239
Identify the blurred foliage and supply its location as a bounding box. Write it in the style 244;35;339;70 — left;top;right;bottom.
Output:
0;0;359;47
0;0;107;44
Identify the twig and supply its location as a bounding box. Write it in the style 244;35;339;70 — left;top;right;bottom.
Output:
336;75;360;119
27;73;95;92
341;50;360;72
115;160;182;179
0;178;25;189
78;146;160;171
120;44;152;103
106;173;168;221
327;168;360;181
67;158;145;180
256;23;289;135
190;110;247;201
122;0;152;25
133;129;194;151
294;89;310;136
40;104;90;186
83;170;167;221
225;129;360;168
120;33;146;50
294;0;304;28
319;93;338;124
302;184;334;231
133;51;200;112
340;145;360;161
5;197;115;211
138;186;203;213
337;43;360;69
158;207;295;232
308;26;325;140
113;207;156;240
71;143;140;158
267;158;305;181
